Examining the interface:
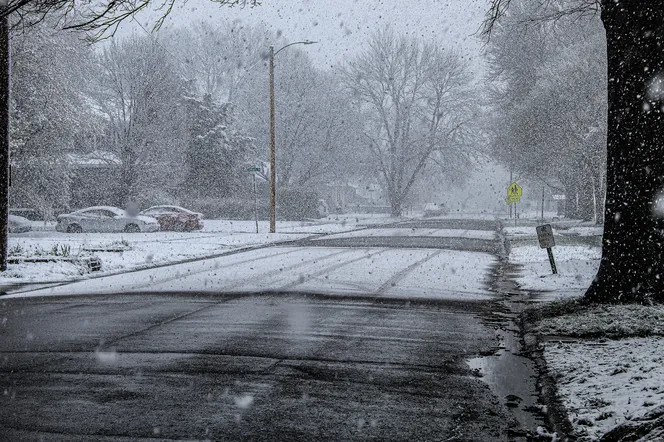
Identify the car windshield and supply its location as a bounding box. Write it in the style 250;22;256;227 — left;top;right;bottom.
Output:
2;1;661;441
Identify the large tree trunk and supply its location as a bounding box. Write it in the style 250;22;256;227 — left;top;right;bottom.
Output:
390;196;402;217
585;2;664;303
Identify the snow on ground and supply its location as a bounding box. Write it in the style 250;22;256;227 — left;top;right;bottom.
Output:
510;245;600;300
6;247;496;302
3;230;310;285
2;216;407;286
314;228;497;241
200;214;398;235
556;226;603;237
529;304;664;338
544;338;664;440
503;226;537;238
512;225;664;440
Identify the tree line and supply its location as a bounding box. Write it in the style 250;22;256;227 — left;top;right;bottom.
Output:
9;20;478;217
485;0;607;222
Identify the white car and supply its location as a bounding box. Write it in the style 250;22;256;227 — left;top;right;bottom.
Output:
8;214;32;233
56;206;160;233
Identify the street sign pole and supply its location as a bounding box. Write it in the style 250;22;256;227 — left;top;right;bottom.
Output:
536;224;557;274
247;166;261;233
514;202;517;227
546;247;558;274
541;187;545;222
253;173;258;234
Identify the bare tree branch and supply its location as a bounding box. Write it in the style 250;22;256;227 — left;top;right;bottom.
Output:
0;0;259;41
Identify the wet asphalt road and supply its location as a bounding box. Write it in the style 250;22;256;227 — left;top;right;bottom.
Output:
0;218;524;441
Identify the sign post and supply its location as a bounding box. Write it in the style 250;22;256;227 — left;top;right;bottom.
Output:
536;224;557;274
247;166;261;233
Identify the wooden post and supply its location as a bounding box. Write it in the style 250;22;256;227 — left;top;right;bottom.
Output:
546;247;558;274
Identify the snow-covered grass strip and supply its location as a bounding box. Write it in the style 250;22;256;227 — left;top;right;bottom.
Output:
510;245;600;300
544;337;664;440
527;303;664;338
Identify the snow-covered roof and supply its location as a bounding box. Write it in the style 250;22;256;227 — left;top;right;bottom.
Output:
66;151;121;167
73;206;125;216
144;205;196;214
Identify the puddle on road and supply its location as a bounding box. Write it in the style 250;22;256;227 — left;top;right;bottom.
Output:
467;327;547;436
472;243;553;440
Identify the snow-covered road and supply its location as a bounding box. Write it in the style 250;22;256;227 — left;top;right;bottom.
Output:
7;245;496;301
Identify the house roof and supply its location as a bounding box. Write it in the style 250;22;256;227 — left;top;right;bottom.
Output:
66;151;121;168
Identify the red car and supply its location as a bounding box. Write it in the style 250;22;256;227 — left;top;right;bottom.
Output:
139;205;204;231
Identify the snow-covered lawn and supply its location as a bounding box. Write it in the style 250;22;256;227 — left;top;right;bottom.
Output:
510;245;600;300
3;230;311;285
544;337;664;440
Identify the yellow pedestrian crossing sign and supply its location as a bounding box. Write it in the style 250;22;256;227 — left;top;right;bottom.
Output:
507;182;522;202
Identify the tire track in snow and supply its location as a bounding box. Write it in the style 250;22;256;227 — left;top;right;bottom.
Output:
120;247;308;292
375;250;443;295
277;248;389;291
209;248;361;292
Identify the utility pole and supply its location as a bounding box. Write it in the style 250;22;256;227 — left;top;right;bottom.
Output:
267;41;317;234
269;45;276;234
0;1;10;271
253;172;258;234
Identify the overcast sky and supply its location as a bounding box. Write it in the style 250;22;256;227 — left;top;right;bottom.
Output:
127;0;490;72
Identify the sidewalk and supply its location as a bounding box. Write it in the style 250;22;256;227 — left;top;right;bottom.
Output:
506;224;664;440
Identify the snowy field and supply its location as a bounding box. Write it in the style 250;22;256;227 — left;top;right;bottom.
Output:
545;337;664;440
510;245;601;300
5;246;497;301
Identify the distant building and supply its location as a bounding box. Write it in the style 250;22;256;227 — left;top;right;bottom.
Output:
317;181;390;214
67;151;121;209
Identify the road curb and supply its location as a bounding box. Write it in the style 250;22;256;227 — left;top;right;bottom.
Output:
519;322;577;441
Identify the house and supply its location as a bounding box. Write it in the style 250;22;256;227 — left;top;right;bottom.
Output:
67;151;122;209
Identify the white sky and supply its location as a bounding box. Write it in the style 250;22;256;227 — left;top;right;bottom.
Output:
126;0;490;72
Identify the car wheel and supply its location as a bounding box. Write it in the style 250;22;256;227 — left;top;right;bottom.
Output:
124;223;140;233
67;224;83;233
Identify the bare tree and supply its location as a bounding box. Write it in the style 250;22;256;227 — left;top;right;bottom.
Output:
345;28;476;216
95;35;186;206
168;21;271;102
486;8;607;221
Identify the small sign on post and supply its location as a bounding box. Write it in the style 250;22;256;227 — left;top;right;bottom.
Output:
247;166;262;233
536;224;557;274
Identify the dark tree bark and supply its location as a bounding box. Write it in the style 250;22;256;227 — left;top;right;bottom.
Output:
585;2;664;303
